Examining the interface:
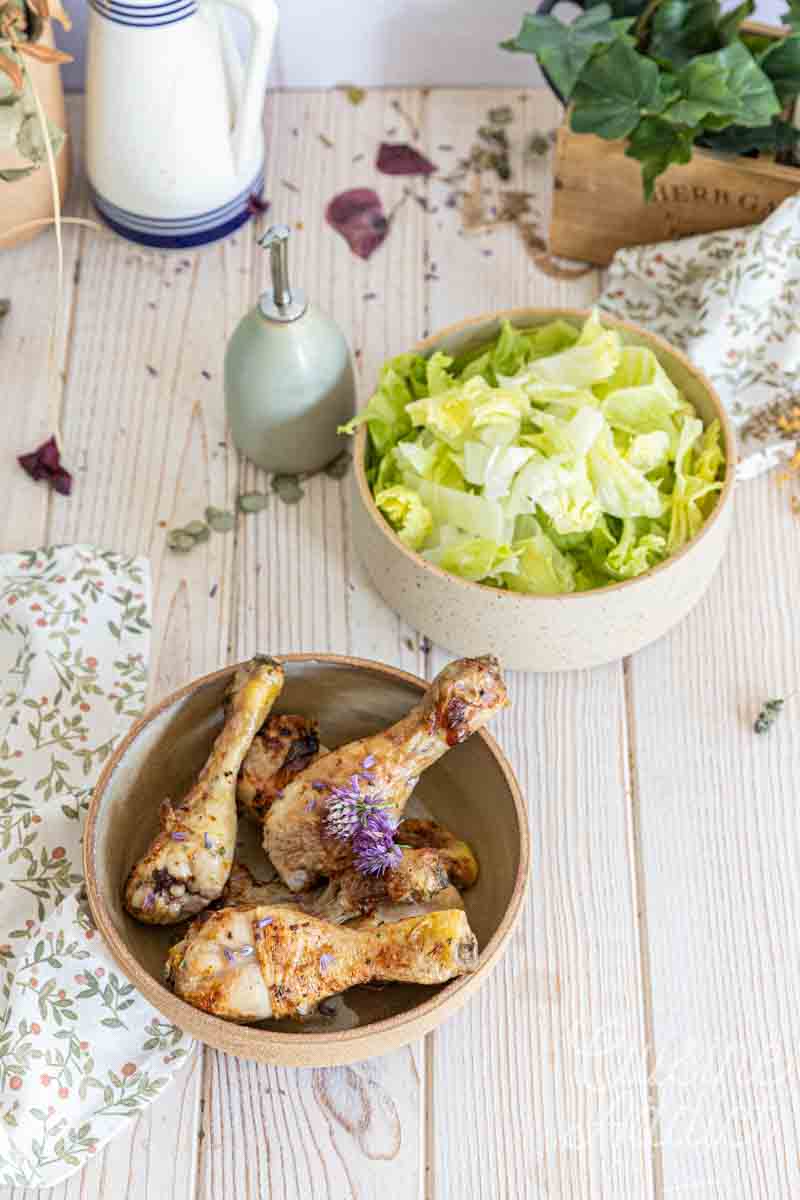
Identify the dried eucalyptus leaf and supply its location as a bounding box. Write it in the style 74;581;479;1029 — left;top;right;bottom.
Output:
324;450;352;480
488;105;513;125
16;112;65;166
238;491;269;513
184;520;210;541
205;506;236;532
167;529;196;553
271;474;305;504
0;102;22;153
0;165;36;181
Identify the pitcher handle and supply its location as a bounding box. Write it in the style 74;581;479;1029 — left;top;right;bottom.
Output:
218;0;278;172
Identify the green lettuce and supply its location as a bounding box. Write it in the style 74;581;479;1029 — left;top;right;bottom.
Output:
339;313;726;594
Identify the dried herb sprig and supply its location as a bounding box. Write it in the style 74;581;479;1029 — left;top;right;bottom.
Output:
754;695;792;734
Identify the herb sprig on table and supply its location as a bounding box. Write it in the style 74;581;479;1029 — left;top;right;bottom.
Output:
502;0;800;198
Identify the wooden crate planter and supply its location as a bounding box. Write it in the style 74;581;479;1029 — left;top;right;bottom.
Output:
549;21;800;266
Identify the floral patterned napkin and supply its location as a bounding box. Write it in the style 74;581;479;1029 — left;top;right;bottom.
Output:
0;546;192;1189
599;194;800;479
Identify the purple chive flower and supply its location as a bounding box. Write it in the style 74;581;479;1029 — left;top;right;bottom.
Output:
319;953;335;975
362;754;376;769
256;916;273;928
304;798;316;812
312;780;329;791
223;948;235;963
352;826;402;877
204;833;213;850
142;892;155;911
171;831;188;842
238;946;254;958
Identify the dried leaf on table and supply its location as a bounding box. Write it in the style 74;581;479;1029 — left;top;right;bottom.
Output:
238;492;269;513
376;142;436;176
272;474;305;504
0;299;9;319
17;42;73;65
324;450;352;480
205;506;235;533
247;194;270;216
0;50;23;92
325;188;388;260
340;84;366;105
18;436;73;496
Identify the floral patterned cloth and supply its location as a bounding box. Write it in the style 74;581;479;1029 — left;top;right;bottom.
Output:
599;195;800;478
0;546;192;1188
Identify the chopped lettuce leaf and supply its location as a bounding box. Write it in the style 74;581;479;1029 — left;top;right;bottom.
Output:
461;442;533;500
627;430;671;473
404;472;508;542
604;518;667;579
588;430;665;519
528;311;621;388
375;486;433;550
505;519;577;594
424;535;516;582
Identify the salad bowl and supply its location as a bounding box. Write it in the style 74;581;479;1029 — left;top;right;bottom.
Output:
351;308;736;672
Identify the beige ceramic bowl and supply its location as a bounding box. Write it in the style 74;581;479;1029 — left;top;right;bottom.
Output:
351;308;736;672
84;655;529;1067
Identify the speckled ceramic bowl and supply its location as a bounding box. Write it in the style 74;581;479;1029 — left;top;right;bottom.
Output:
351;308;736;672
84;655;529;1067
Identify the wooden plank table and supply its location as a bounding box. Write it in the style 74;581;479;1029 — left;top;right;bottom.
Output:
2;88;799;1200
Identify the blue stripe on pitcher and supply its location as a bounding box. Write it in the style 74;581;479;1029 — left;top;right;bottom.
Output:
89;0;198;26
90;167;266;249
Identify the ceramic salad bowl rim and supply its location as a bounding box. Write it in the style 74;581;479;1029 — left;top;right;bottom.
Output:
84;653;530;1056
353;306;737;601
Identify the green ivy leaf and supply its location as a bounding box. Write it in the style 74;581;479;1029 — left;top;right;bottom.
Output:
501;3;621;100
759;33;800;104
570;38;665;140
625;116;695;199
663;41;780;128
717;0;754;43
700;117;800;154
784;0;800;31
648;0;722;70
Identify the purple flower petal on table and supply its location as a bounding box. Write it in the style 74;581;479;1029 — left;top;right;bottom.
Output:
312;780;328;791
325;188;388;260
18;436;73;496
376;142;436;176
223;948;236;963
238;945;254;958
304;797;316;812
362;754;376;769
170;831;187;841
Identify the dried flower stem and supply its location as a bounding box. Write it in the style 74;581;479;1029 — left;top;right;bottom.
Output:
21;59;63;451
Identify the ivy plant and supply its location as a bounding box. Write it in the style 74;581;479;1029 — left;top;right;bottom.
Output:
502;0;800;198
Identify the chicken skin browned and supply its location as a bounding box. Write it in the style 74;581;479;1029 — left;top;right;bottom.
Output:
221;850;450;924
263;656;508;891
165;905;478;1021
237;715;322;822
124;657;284;925
397;818;479;890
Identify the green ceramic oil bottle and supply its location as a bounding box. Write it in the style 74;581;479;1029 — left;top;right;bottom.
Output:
224;225;356;474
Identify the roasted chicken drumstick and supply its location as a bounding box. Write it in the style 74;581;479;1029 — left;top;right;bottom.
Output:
237;714;322;822
221;851;450;924
124;657;284;924
166;905;478;1021
263;655;508;891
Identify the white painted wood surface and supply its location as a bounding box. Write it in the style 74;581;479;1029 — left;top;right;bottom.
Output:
1;88;798;1200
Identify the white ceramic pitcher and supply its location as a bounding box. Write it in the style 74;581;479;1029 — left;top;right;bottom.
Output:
86;0;277;248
